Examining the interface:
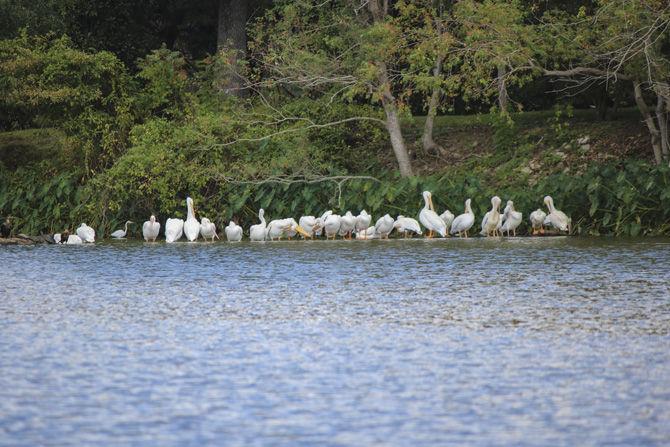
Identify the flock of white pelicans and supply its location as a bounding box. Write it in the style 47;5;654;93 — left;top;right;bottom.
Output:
54;192;571;244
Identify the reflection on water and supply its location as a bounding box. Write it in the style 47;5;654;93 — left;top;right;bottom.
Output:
1;238;669;445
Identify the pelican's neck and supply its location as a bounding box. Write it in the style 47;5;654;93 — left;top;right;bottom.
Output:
187;200;195;219
546;198;555;213
259;211;265;225
150;216;155;223
423;194;431;211
465;201;472;214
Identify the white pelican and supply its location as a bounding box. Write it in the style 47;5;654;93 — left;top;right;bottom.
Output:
543;196;571;233
183;197;200;242
298;216;320;238
76;223;95;243
324;212;342;240
266;219;286;241
355;226;380;239
439;209;455;232
225;221;243;241
165;218;184;242
355;210;372;239
419;191;447;238
143;215;160;242
529;209;546;235
200;217;219;241
500;201;522;236
66;234;83;244
394;215;422;238
111;221;133;239
249;209;267;241
480;196;502;237
374;214;395;239
266;218;310;240
339;211;356;239
450;199;475;237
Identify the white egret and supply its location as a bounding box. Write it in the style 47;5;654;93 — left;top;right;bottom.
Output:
225;221;243;242
355;210;372;239
339;211;356;239
500;201;522;236
374;214;395;239
183;197;200;242
543;196;571;233
529;209;547;235
419;191;447;238
111;221;133;239
165;218;184;243
76;223;95;243
143;215;160;242
249;209;267;241
450;199;475;237
200;217;219;241
480;196;502;237
394;215;422;238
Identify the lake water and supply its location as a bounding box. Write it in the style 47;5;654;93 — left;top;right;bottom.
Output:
1;237;669;446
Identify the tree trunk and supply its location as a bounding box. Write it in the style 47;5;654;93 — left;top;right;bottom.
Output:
655;90;669;162
368;0;414;177
217;0;248;96
497;62;509;114
422;55;444;154
633;81;663;165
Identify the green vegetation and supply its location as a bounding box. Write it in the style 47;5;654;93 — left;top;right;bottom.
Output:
1;1;669;237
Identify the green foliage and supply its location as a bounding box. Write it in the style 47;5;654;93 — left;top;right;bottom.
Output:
135;46;190;119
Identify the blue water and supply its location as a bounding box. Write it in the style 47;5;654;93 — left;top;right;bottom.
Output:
1;237;669;446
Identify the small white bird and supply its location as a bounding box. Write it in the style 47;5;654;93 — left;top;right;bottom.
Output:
374;214;395;239
480;196;502;237
529;209;547;235
394;215;422;238
76;223;95;243
111;221;133;239
439;209;455;232
66;234;83;245
451;199;475;237
143;215;160;242
323;212;342;240
355;210;372;239
183;197;200;242
165;218;184;243
53;233;62;244
250;209;267;241
544;196;571;233
338;211;356;239
500;201;522;236
419;191;447;238
200;217;219;241
225;221;243;241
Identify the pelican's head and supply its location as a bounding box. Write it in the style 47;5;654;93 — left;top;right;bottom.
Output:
465;198;472;210
258;208;265;218
360;210;368;216
543;195;553;207
422;191;434;210
345;211;353;218
150;215;156;223
201;217;210;225
492;196;501;210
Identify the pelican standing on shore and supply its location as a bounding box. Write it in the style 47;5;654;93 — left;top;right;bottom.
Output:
165;218;184;242
339;211;356;239
480;196;502;237
225;221;243;241
200;217;218;241
543;196;571;233
419;191;447;238
451;199;475;237
439;209;454;233
355;210;372;239
529;209;546;235
374;214;395;239
500;201;522;236
143;215;160;242
183;197;200;242
76;223;95;243
394;216;422;238
249;209;267;241
324;212;342;240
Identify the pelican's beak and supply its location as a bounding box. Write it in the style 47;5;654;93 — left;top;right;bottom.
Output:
429;196;435;211
295;225;311;238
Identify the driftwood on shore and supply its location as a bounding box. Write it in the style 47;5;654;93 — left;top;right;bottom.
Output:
0;234;55;245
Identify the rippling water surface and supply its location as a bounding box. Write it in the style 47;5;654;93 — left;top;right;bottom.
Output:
1;237;669;446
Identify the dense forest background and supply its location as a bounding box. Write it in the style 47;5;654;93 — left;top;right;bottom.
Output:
1;0;669;236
